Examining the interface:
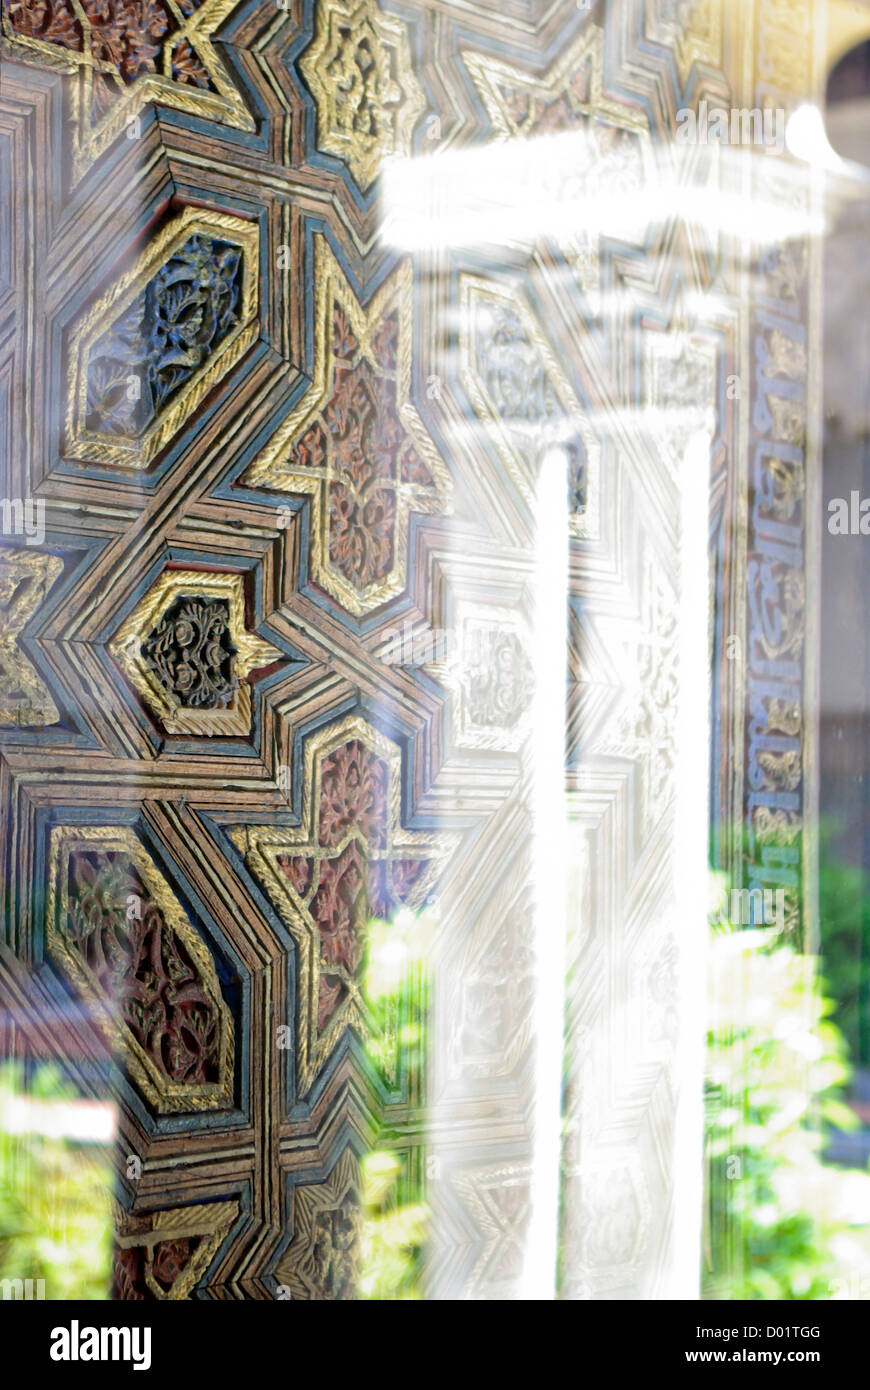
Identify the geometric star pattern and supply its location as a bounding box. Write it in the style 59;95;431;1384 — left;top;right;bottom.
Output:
0;0;820;1302
0;0;253;180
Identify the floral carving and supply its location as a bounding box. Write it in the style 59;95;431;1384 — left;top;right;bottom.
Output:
66;849;222;1086
329;485;396;589
312;844;367;973
645;323;717;474
295;306;409;591
476;305;560;424
461;275;600;540
172;34;211;87
4;0;201;79
300;0;425;190
275;1150;361;1300
47;826;234;1113
112;1201;238;1300
66;209;258;470
110;568;281;737
113;1246;147;1301
142;596;237;711
318;738;388;848
245;243;449;615
461;628;533;732
85;235;243;439
277;855;315;897
305;740;416;1033
113;1237;200;1300
4;0;83;51
1;0;252;177
235;717;442;1091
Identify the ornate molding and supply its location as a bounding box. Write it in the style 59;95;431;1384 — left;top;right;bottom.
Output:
0;0;253;180
232;714;443;1095
275;1149;359;1300
246;236;450;615
0;547;63;726
459;274;600;541
464;26;653;311
300;0;425;190
65;207;259;471
110;568;282;736
46;824;235;1114
738;0;821;941
113;1199;238;1299
643;0;723;85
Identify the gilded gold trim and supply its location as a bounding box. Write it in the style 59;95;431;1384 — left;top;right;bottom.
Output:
109;568;282;736
232;714;445;1094
114;1199;239;1299
300;0;425;190
65;207;259;472
47;825;234;1114
0;548;63;726
1;0;254;181
246;235;450;615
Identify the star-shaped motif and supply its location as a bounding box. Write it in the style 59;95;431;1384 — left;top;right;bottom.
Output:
246;236;450;616
232;715;442;1093
300;0;425;191
1;0;254;180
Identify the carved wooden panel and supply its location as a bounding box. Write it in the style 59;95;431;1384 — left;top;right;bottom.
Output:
0;0;821;1299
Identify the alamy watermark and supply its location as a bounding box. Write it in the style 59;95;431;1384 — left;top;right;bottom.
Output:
380;621;452;666
1;1276;45;1300
50;1321;151;1371
828;492;870;535
0;497;44;546
729;887;785;931
676;102;786;154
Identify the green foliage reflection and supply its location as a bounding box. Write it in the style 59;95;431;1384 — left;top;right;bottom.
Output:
0;1062;113;1300
704;927;870;1299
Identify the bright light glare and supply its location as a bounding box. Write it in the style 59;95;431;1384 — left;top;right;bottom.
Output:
785;103;846;171
382;130;825;252
1;1095;117;1143
520;444;569;1300
668;427;711;1298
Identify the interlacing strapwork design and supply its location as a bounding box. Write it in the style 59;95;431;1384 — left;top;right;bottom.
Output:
464;26;653;310
0;548;63;726
643;0;723;84
275;1150;360;1300
300;0;425;190
0;0;814;1302
47;826;235;1113
233;716;442;1094
246;237;449;615
0;0;253;177
113;1202;238;1300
